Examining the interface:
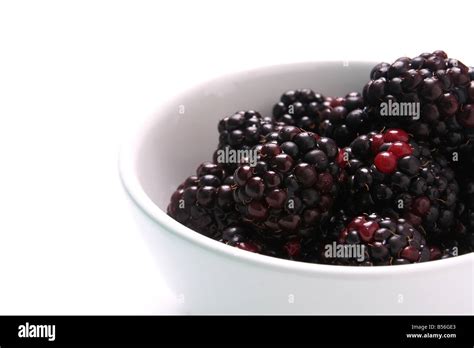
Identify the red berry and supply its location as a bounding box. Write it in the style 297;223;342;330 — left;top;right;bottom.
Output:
429;246;442;260
374;151;397;174
237;242;260;253
337;148;348;168
404;212;422;226
370;133;384;153
261;143;282;157
284;239;301;258
412;196;431;216
330;97;345;108
388;141;413;158
383;129;409;143
358;220;379;242
400;246;420;262
348;216;367;230
272;154;294;173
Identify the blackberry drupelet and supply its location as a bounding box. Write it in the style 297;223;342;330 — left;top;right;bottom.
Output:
321;214;431;266
341;129;460;241
232;126;346;241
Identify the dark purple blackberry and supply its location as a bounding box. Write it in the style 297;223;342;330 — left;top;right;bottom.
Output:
453;175;474;252
272;89;327;132
341;129;460;241
363;50;473;158
319;208;352;242
429;240;466;260
318;92;383;147
273;90;381;147
450;112;474;252
167;162;239;239
232;126;346;241
217;110;273;149
218;225;289;258
449;74;474;166
424;75;474;166
321;214;431;266
220;225;308;260
215;110;274;174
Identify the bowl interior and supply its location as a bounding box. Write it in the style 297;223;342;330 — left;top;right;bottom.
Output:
136;61;373;210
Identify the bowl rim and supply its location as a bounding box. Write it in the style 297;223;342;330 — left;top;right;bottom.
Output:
118;60;473;277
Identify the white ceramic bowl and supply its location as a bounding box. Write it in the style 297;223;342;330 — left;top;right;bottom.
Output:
119;62;473;314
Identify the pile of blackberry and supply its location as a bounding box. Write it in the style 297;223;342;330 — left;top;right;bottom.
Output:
168;50;473;266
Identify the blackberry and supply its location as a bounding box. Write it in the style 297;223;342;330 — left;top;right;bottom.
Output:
453;175;474;252
273;90;380;147
272;89;327;132
232;126;345;241
318;92;383;147
321;214;431;266
215;110;274;174
451;120;474;252
168;161;303;261
429;241;464;260
363;50;473;158
166;50;474;265
167;162;239;239
342;129;460;240
220;225;309;260
219;225;288;258
319;208;352;241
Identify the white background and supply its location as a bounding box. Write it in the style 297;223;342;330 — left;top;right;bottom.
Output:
0;0;473;314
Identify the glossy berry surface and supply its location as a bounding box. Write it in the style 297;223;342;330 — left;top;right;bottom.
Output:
342;129;460;242
364;51;473;162
167;162;239;238
167;50;474;265
233;126;345;242
322;214;431;266
215;110;275;175
272;89;326;132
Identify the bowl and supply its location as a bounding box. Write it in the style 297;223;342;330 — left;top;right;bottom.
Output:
119;61;473;314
